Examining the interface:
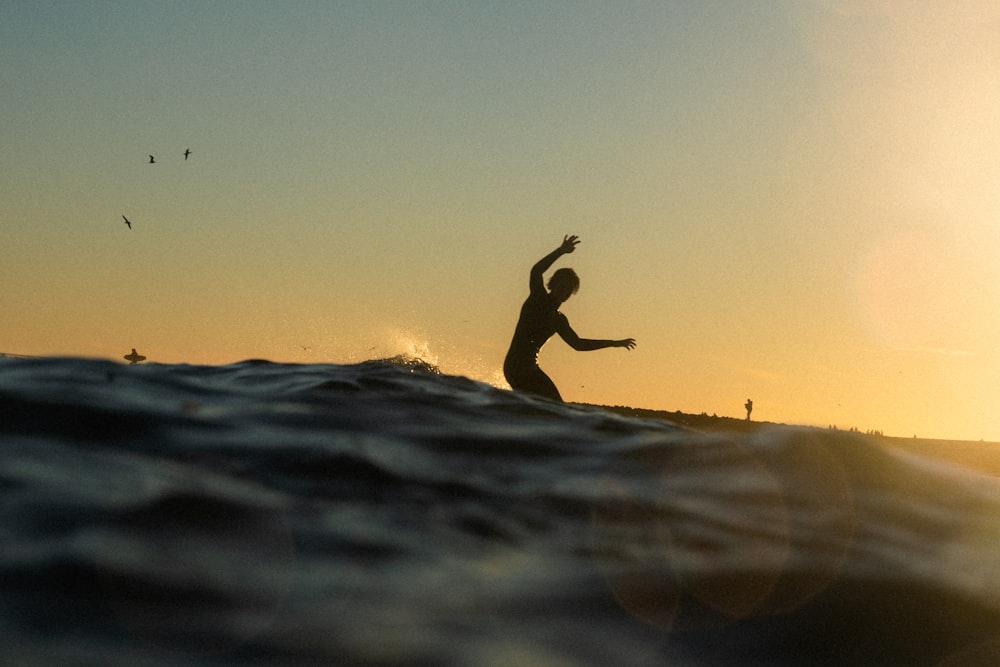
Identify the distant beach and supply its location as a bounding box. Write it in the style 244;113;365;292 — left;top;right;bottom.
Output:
597;404;777;434
596;403;1000;478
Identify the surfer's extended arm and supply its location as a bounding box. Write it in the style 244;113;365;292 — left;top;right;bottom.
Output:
530;235;579;295
556;315;635;352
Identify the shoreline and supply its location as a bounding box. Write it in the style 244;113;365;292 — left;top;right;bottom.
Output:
595;404;780;435
593;403;1000;478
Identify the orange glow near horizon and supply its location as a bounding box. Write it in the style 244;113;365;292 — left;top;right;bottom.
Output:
3;2;1000;441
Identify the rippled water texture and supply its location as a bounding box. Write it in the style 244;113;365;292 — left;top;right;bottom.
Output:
2;357;1000;665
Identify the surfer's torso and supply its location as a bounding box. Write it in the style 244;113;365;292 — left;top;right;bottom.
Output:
505;292;568;368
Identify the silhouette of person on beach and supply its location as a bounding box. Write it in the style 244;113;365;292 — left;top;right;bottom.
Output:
745;398;753;421
504;235;635;401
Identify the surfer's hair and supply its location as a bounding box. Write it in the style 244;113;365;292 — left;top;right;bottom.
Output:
548;268;579;296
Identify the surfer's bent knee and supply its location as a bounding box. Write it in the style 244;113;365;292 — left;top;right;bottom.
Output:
504;362;562;402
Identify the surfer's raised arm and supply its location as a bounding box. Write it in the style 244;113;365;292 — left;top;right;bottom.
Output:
530;235;579;295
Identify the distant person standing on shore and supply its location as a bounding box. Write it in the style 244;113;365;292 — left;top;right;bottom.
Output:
745;398;753;421
503;235;635;402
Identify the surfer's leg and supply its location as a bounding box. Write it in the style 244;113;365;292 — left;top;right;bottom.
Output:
505;361;563;402
530;369;563;402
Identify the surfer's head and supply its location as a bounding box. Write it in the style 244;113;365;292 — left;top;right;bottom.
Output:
548;268;579;303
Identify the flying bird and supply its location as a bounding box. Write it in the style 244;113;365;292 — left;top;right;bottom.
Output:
122;215;131;229
148;155;155;164
183;148;192;160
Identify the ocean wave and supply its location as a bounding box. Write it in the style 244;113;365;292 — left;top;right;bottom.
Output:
2;357;1000;665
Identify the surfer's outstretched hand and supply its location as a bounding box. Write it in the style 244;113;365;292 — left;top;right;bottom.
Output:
559;235;579;254
617;338;636;350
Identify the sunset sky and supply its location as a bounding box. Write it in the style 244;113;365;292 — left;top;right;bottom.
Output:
3;1;1000;441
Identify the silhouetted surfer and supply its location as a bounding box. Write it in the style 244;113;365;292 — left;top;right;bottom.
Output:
124;348;146;364
504;235;635;401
